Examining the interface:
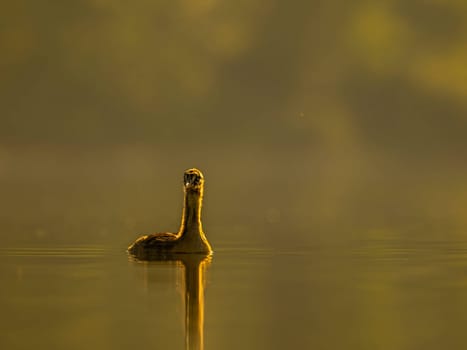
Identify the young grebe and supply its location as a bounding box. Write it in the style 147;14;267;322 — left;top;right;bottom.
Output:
127;168;212;256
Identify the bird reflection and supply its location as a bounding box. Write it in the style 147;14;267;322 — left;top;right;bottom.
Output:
129;253;212;350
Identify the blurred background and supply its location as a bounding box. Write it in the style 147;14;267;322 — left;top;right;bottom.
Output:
1;0;467;247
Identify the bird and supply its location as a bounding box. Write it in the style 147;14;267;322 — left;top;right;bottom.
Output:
127;168;212;258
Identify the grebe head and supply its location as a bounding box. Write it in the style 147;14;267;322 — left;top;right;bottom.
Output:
184;168;204;191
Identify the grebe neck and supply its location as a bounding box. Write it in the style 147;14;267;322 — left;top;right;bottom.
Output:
179;188;203;236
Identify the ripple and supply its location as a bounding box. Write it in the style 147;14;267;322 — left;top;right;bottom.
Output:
0;246;111;258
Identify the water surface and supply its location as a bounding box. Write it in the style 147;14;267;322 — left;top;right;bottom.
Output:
1;148;467;349
2;237;467;350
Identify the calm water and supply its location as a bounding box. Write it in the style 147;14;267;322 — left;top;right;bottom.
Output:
2;239;467;350
1;148;467;349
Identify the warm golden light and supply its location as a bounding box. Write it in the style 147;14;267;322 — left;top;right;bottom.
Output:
127;168;212;256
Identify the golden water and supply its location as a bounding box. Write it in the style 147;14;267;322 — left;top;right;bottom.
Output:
1;149;467;349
